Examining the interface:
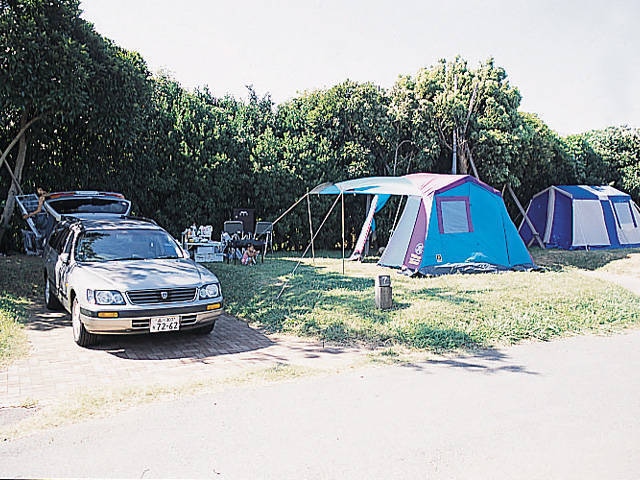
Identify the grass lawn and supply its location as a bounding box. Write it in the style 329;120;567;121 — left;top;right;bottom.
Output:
0;255;42;367
2;248;640;365
213;248;640;351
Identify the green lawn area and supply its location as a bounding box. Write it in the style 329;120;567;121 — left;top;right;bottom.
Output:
2;248;640;366
0;255;42;367
214;248;640;351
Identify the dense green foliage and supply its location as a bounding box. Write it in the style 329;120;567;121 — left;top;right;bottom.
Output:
2;1;639;252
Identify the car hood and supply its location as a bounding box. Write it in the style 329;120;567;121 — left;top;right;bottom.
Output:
71;258;218;292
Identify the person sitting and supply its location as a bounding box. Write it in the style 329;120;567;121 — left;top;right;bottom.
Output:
23;187;48;220
241;243;258;265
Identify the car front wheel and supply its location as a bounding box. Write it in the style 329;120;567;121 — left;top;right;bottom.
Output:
72;297;97;347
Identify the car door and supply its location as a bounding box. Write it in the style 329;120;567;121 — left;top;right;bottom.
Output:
56;229;75;307
43;224;72;305
43;224;65;290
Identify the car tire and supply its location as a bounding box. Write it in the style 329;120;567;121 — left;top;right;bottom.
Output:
72;297;97;347
44;276;62;311
194;321;216;335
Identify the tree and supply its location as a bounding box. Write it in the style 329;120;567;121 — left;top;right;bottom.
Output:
1;0;88;244
0;0;152;248
511;112;574;212
389;57;525;187
581;126;640;200
274;81;394;249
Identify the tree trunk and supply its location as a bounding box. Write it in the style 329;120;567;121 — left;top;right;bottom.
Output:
458;138;469;175
0;111;30;249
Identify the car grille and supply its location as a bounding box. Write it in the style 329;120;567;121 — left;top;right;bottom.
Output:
180;314;197;326
126;288;197;305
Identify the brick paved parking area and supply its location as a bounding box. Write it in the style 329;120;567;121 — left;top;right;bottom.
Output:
1;308;368;411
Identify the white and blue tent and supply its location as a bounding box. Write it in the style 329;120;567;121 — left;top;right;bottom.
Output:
310;173;535;275
518;185;640;250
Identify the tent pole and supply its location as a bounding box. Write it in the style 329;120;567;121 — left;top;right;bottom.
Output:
391;196;405;236
271;193;308;227
276;194;342;300
306;189;315;262
364;195;371;257
507;183;545;249
341;192;345;274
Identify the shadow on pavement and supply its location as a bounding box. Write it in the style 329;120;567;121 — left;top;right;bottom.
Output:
24;308;71;330
96;314;275;361
400;347;539;376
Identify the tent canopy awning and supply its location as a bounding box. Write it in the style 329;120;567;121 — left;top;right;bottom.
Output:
309;173;499;198
309;176;420;196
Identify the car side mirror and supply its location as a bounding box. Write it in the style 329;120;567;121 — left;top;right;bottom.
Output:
59;253;70;264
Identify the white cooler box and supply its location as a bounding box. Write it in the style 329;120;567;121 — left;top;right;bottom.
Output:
194;242;224;263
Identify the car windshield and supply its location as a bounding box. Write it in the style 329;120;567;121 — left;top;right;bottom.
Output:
75;229;183;262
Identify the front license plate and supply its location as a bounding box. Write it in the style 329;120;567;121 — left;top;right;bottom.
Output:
150;316;179;332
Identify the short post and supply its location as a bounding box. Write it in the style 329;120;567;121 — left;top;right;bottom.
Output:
375;275;392;310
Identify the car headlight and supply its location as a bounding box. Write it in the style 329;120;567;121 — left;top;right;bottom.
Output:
199;283;221;299
88;289;126;305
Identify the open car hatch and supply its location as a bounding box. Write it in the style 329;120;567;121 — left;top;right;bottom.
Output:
16;191;132;239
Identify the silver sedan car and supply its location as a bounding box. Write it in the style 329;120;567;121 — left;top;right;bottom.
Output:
43;217;224;347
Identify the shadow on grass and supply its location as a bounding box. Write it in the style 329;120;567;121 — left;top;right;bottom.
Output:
530;247;640;271
216;257;483;351
394;325;480;351
413;286;481;306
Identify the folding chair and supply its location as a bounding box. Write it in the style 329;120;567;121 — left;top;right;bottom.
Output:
223;220;244;238
222;221;245;263
232;208;255;236
254;221;274;256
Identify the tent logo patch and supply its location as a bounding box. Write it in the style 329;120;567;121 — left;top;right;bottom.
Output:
408;243;424;266
435;254;443;263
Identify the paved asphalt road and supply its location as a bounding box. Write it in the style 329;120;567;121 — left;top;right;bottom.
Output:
1;329;639;479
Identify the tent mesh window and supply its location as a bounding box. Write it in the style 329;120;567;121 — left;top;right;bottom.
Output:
613;202;636;228
436;197;473;234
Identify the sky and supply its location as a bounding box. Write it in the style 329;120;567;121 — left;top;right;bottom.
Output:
80;0;640;136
